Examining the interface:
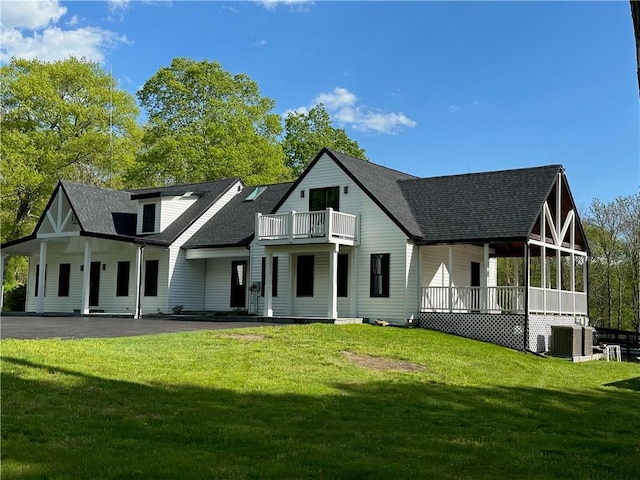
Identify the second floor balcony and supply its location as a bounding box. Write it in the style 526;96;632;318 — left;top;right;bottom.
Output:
256;208;358;246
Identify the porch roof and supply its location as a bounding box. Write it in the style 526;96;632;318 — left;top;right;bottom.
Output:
399;165;564;246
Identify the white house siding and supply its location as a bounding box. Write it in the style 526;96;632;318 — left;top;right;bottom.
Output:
266;153;413;323
292;251;330;317
160;196;198;231
250;245;290;316
168;181;242;312
421;245;497;288
25;237;140;313
404;242;420;321
203;256;250;311
140;246;169;315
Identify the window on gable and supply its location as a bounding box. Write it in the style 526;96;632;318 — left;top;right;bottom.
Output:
116;261;130;297
144;260;159;296
142;203;156;233
309;187;339;211
296;255;314;297
58;263;70;297
370;254;390;297
261;256;278;297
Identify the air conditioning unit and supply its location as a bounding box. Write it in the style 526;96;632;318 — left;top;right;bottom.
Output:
550;325;583;357
582;326;594;356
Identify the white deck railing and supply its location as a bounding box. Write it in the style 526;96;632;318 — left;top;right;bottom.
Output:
257;208;357;243
421;286;587;316
421;286;525;314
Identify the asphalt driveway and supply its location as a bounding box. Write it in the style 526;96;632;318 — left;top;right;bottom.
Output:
0;315;279;340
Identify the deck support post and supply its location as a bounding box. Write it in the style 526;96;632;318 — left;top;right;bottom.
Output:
327;243;338;319
36;240;48;313
81;238;91;315
448;245;453;313
264;249;273;317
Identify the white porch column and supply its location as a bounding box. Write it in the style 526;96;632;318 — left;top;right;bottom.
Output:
481;243;489;312
36;240;48;313
264;249;273;317
448;245;454;312
81;237;91;314
0;254;5;311
134;244;143;319
327;243;338;319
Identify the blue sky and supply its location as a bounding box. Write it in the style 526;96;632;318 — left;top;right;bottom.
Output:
1;0;638;210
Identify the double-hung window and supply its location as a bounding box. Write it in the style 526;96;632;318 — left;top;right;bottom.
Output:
370;254;390;297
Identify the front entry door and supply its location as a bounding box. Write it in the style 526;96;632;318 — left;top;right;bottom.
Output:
230;260;247;308
89;261;101;307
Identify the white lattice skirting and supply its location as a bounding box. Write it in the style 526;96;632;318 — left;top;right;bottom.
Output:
418;313;526;350
418;313;588;353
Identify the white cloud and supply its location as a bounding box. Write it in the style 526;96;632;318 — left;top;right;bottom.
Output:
254;39;267;47
258;0;314;11
1;0;67;30
108;0;130;13
313;87;357;111
288;86;417;135
449;105;460;114
0;0;128;63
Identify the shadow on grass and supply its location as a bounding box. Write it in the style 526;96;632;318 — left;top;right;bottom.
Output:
2;356;639;480
604;376;640;392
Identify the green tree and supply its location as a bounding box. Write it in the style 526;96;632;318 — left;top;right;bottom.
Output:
1;57;141;241
282;104;367;177
1;57;141;289
586;196;640;331
131;58;286;187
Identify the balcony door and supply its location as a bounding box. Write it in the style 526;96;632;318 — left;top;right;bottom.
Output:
309;187;339;211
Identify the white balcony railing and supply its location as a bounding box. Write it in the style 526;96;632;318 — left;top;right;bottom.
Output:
421;286;587;316
257;208;357;244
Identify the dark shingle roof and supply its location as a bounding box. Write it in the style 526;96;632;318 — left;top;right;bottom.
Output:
60;181;138;237
399;165;562;243
326;149;423;238
183;182;294;249
139;178;240;245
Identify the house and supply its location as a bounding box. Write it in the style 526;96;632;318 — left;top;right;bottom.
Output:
0;148;590;352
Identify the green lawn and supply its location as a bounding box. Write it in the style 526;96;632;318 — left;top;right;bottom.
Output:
2;324;639;479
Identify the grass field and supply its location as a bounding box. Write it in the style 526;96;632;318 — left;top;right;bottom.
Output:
2;323;639;479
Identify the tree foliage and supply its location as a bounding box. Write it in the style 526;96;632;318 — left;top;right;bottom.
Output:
0;57;141;244
130;58;286;187
586;194;640;331
282;104;367;177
